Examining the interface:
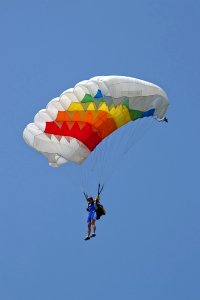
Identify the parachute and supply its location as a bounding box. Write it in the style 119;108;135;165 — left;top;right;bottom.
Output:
23;75;168;192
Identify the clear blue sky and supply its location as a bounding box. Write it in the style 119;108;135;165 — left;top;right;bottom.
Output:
1;1;200;299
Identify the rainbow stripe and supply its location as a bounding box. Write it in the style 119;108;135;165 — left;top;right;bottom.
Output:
44;91;155;151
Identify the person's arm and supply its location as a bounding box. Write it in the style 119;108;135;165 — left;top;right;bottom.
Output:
95;195;100;201
83;192;88;200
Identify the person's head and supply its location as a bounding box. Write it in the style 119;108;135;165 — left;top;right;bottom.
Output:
87;197;94;203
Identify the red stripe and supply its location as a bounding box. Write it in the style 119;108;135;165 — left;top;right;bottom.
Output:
45;121;102;151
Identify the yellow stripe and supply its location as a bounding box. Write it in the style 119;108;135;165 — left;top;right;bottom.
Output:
109;105;131;127
68;102;84;111
66;101;131;128
86;103;96;111
97;102;109;113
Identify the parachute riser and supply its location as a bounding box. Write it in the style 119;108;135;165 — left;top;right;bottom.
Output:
83;183;104;201
97;183;104;196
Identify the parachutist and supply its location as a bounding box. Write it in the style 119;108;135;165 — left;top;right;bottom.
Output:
84;197;97;241
84;194;106;241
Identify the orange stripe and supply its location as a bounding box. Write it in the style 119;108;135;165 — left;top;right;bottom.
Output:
56;110;117;139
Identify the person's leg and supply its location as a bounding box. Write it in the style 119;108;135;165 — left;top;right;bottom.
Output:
91;219;96;235
85;221;91;240
87;221;91;237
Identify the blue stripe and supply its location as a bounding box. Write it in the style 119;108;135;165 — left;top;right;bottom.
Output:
142;108;155;117
94;89;103;98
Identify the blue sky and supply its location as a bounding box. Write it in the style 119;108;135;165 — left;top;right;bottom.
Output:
1;0;200;299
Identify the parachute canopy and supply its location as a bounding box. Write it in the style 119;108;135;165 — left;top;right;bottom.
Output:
23;76;168;167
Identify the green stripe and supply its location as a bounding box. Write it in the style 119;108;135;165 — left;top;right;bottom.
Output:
81;94;94;103
122;98;129;108
129;109;143;120
81;94;144;121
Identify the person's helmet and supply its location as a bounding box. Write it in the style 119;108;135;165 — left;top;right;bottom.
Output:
87;197;93;202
